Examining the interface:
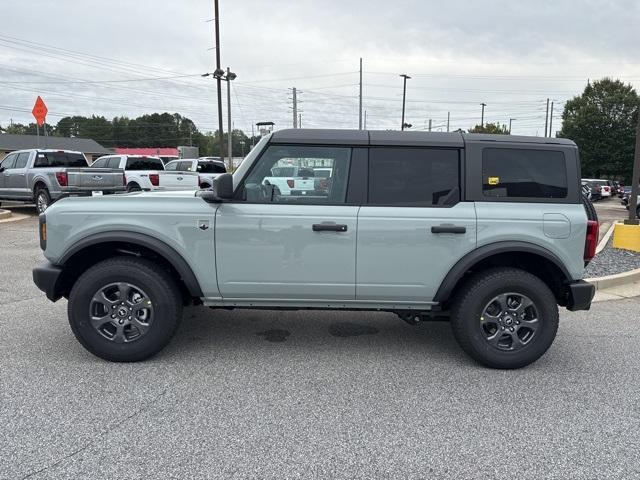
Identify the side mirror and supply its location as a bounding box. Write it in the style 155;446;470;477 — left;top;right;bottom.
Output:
213;173;233;199
0;167;4;173
200;173;234;203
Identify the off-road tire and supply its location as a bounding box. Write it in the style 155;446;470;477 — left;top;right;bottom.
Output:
450;267;559;369
68;256;183;362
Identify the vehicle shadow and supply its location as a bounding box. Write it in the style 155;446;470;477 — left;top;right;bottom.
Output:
161;305;470;366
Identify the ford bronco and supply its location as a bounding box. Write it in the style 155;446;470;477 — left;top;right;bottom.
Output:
32;129;598;368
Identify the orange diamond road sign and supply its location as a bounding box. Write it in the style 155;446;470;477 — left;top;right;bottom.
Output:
32;96;48;126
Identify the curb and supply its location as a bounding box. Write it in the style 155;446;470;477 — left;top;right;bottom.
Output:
586;267;640;291
0;209;11;220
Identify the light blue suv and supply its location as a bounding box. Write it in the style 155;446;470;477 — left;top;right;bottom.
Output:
33;129;598;368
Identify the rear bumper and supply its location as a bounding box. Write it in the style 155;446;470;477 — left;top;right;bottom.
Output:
32;261;64;302
566;280;595;311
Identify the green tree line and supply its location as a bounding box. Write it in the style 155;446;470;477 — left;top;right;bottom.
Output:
1;112;259;157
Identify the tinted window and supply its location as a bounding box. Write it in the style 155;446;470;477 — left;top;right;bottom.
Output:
197;161;226;174
368;148;460;206
14;152;30;168
125;157;164;170
91;157;109;168
34;152;87;168
1;154;17;169
482;148;567;198
164;161;178;171
241;145;351;204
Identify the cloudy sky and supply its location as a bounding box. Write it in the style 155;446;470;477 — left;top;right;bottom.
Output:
1;0;640;139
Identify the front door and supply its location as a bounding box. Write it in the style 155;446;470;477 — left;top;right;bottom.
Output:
215;144;357;300
356;147;477;303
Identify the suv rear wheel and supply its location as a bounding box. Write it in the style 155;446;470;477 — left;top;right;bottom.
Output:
450;267;559;369
68;257;182;362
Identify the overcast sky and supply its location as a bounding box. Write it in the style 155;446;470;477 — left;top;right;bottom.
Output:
1;0;639;139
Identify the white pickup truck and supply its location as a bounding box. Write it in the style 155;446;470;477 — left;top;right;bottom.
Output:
91;155;199;192
164;158;227;189
262;165;317;196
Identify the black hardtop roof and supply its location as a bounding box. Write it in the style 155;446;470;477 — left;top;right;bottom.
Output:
270;129;576;147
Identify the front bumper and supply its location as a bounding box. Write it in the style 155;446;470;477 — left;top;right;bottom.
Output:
566;280;595;311
32;261;64;302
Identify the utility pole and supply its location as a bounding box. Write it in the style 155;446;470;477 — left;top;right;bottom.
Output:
214;0;224;158
298;113;302;128
364;110;367;130
480;103;487;127
358;58;363;130
227;67;232;167
400;74;410;130
292;87;298;128
446;111;450;132
509;118;516;134
428;119;432;132
549;101;554;138
626;112;640;225
544;98;550;137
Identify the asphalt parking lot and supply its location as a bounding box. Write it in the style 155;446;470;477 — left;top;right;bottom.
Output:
2;211;640;479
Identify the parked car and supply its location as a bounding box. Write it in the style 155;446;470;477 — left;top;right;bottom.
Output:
164;158;227;189
612;181;622;196
262;165;317;196
0;149;125;213
581;182;592;200
581;180;601;201
33;129;597;369
158;155;179;166
583;179;611;198
91;155;199;192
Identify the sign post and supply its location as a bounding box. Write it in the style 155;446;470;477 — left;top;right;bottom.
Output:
32;96;48;148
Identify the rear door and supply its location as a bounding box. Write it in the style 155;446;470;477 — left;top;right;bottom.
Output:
356;147;476;303
6;152;32;198
0;153;18;196
215;144;359;301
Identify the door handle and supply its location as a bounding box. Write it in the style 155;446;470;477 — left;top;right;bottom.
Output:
312;222;348;232
431;225;466;234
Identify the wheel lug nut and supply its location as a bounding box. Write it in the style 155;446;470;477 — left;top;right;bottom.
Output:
516;320;520;325
501;326;505;330
111;314;116;319
119;319;124;324
509;327;514;332
128;316;132;320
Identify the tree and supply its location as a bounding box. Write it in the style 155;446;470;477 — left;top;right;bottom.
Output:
468;122;510;134
559;78;639;181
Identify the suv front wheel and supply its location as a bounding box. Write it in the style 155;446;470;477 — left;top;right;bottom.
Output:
68;257;183;362
450;267;559;369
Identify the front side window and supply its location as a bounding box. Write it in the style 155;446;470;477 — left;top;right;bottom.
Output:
1;154;17;169
482;148;567;199
368;148;460;206
125;157;164;171
240;145;351;204
164;161;178;171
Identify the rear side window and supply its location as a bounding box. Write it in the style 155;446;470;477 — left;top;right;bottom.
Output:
34;152;87;168
14;152;30;168
125;157;164;170
482;148;567;198
368;148;460;206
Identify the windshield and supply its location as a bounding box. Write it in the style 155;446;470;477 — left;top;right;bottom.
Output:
34;152;87;168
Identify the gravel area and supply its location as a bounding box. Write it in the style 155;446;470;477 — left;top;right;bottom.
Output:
585;239;640;277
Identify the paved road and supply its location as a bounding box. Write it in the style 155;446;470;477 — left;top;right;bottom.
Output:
2;217;640;480
593;196;629;240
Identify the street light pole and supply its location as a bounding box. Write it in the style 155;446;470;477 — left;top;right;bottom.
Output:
480;103;487;127
213;0;224;158
509;118;516;134
400;74;410;130
626;112;640;225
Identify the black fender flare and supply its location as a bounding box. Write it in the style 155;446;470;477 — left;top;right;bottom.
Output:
59;231;204;297
433;241;572;303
